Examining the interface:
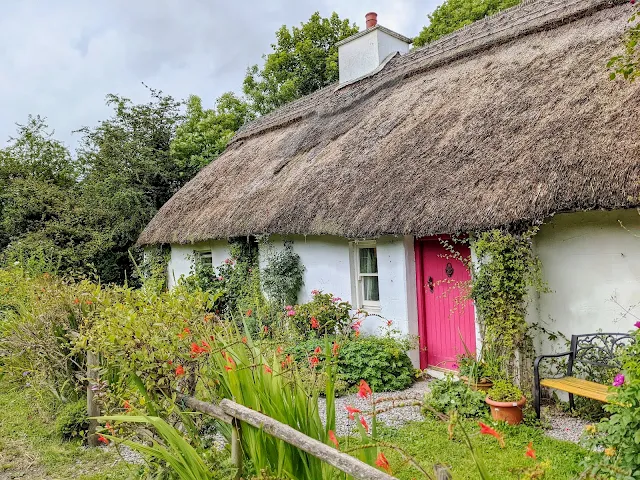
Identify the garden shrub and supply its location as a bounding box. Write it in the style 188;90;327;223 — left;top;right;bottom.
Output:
290;335;415;392
423;376;489;418
55;399;89;441
288;290;355;337
261;241;304;307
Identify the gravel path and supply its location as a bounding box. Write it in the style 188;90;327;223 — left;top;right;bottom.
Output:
318;380;431;436
543;411;590;444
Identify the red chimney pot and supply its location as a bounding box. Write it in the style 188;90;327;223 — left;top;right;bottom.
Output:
365;12;378;29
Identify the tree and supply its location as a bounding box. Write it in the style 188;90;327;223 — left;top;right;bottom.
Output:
414;0;520;47
243;12;359;115
170;93;254;178
608;5;640;81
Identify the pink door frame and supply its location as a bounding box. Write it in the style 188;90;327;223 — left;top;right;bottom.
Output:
415;236;476;370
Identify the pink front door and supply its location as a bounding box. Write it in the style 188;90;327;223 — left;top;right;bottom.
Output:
415;237;476;370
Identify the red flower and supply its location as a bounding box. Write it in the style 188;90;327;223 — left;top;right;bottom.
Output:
203;314;213;322
263;364;273;374
167;360;173;365
328;430;339;449
360;416;369;433
123;400;132;412
345;405;361;420
200;341;210;352
246;309;252;317
73;298;80;304
175;365;185;376
85;300;93;305
314;346;322;354
310;317;319;329
191;342;203;356
357;380;372;399
224;354;236;372
97;434;109;445
309;356;319;367
332;343;340;356
386;319;393;327
263;325;269;333
478;422;505;448
525;442;536;459
242;336;247;344
183;327;191;335
276;346;283;355
375;452;391;472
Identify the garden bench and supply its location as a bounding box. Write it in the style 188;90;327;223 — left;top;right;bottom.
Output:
533;333;633;418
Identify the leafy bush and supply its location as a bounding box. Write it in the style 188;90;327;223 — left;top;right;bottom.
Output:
487;380;523;403
581;325;640;479
290;335;415;392
55;399;89;440
261;241;304;307
423;376;489;418
288;291;354;337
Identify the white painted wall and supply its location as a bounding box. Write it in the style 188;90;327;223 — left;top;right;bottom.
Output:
338;29;410;84
529;209;640;354
167;240;231;289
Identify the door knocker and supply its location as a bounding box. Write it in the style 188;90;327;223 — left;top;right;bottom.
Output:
445;263;454;278
427;276;434;293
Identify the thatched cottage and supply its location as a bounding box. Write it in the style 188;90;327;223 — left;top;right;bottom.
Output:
139;0;640;370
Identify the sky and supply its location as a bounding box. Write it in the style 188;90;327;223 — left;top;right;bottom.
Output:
0;1;439;149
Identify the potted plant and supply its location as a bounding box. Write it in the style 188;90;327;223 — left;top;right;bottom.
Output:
485;380;526;425
457;353;494;391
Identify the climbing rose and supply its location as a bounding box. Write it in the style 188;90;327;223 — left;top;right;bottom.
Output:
175;365;185;376
311;289;320;295
359;416;369;433
375;452;391;472
613;373;625;387
357;380;372;399
285;305;293;311
635;320;640;329
328;430;339;449
287;309;296;317
331;297;341;303
310;317;319;329
97;435;109;445
478;422;505;448
345;405;361;420
525;442;536;459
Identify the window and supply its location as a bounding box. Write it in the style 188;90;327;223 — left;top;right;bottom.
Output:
353;241;380;309
195;250;213;268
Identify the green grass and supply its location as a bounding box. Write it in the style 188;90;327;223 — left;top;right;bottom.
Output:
376;417;587;479
0;386;134;480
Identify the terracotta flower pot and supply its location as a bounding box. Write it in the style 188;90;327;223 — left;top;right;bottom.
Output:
485;396;526;425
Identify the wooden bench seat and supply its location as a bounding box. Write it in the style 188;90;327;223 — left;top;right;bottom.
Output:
533;333;633;418
540;377;611;403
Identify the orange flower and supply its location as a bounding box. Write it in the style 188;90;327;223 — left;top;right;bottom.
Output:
375;452;391;472
242;336;248;344
85;300;93;305
175;365;185;376
105;422;115;434
328;430;339;449
73;298;80;304
97;434;109;445
191;342;203;356
183;327;191;335
357;380;372;399
276;346;283;355
167;360;173;365
478;422;505;448
263;364;273;374
314;346;322;354
360;415;369;433
246;309;252;317
525;442;536;459
123;400;132;412
332;343;340;356
200;340;210;352
224;354;236;372
310;317;319;329
203;314;213;322
309;356;319;367
345;405;361;420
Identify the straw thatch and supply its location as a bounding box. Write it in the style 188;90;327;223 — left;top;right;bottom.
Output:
138;0;640;246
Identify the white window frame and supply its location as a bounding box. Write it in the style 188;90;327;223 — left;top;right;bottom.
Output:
351;240;381;311
195;249;213;268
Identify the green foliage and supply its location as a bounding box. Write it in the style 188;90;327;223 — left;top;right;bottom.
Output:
171;93;254;178
581;326;640;479
470;229;546;371
288;290;352;337
243;12;359;114
261;241;305;307
423;376;489;418
55;400;89;441
290;333;415;392
487;380;523;403
608;7;640;82
414;0;520;47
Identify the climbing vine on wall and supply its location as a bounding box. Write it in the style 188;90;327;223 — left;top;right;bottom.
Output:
261;240;305;307
469;228;547;371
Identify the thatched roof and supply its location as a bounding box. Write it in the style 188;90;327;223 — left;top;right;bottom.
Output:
139;0;640;246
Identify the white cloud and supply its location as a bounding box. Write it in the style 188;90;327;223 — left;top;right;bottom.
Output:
0;0;439;148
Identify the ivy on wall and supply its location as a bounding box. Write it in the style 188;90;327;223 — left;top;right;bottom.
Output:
261;240;305;307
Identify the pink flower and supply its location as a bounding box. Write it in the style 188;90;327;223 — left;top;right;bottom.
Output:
217;276;224;281
613;373;625;387
634;321;640;329
285;305;293;311
286;310;296;317
331;297;341;303
311;289;320;295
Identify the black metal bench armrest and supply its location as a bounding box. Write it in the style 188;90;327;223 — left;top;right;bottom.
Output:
534;352;572;378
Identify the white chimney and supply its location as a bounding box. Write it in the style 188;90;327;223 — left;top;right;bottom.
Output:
336;12;412;85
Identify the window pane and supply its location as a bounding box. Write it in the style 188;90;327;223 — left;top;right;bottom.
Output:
363;276;379;301
197;252;212;267
359;247;378;274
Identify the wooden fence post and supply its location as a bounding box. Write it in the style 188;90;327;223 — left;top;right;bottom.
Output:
86;351;100;447
434;464;452;479
231;419;243;479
